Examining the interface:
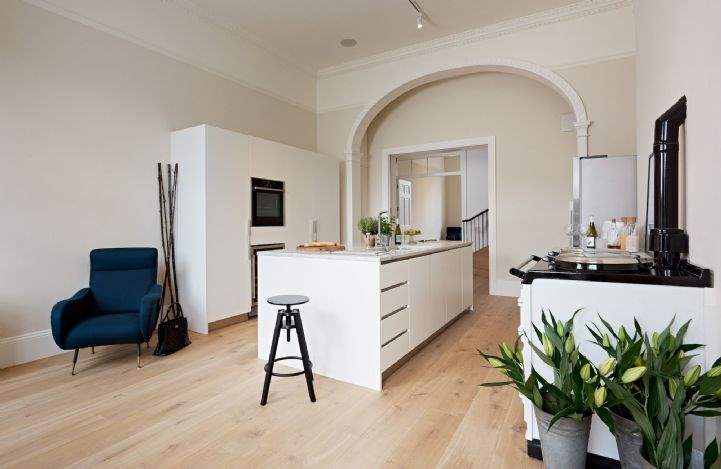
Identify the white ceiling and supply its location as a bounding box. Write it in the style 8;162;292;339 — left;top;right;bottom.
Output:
185;0;578;71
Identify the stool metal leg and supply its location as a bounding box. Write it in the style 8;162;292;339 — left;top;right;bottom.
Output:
261;312;283;405
292;311;316;402
285;306;292;342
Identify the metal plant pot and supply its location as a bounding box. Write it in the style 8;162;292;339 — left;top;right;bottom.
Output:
641;458;655;469
612;411;644;469
534;407;591;469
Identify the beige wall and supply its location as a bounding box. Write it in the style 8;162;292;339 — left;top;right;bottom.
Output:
0;1;316;345
365;72;577;288
317;56;637;160
635;0;721;408
316;57;637;292
444;175;462;230
411;177;446;241
558;56;636;156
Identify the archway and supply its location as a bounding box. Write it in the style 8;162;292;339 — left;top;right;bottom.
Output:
342;57;590;246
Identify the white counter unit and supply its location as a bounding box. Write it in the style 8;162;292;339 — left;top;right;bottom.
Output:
518;278;708;460
257;241;473;390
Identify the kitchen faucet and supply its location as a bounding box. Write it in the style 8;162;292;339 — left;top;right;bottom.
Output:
378;210;390;252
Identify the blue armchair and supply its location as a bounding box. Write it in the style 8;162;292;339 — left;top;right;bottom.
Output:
51;248;162;374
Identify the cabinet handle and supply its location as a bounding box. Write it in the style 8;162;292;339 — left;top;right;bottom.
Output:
381;305;407;321
381;281;407;292
381;329;407;348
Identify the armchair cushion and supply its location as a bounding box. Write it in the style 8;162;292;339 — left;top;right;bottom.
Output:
64;313;144;349
90;248;157;313
51;288;94;350
139;284;163;341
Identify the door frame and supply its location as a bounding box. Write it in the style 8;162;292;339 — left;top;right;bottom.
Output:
381;136;500;295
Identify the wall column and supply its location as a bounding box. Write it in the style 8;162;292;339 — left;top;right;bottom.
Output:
344;151;362;247
574;120;591;157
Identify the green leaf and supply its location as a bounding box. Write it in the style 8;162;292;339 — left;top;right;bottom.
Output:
598;315;620;341
704;439;719;469
690;410;721;417
480;381;515;387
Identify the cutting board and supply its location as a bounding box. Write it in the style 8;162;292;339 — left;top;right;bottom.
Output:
296;243;346;252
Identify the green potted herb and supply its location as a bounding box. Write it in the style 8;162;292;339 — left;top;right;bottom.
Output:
357;217;378;248
378;214;396;245
480;311;598;469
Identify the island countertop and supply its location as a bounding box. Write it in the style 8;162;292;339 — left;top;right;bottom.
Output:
257;240;471;264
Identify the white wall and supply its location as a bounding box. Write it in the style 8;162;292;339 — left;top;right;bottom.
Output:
634;0;721;438
465;147;489;218
0;1;317;367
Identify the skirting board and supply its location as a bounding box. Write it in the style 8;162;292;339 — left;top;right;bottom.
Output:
208;313;250;332
527;439;620;469
490;279;521;297
0;329;63;369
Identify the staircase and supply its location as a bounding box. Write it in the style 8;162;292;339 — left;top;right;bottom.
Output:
462;209;489;252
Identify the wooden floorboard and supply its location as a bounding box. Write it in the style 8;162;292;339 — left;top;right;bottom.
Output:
0;248;540;468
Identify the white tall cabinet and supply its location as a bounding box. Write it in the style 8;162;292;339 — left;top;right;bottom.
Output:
171;125;339;334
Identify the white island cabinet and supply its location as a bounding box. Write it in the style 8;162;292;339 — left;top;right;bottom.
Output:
257;242;473;390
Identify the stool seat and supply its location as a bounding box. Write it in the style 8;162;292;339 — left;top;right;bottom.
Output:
267;295;309;307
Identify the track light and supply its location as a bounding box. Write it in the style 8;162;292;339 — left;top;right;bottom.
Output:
417;14;423;29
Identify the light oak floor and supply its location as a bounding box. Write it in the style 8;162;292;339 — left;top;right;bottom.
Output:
0;249;540;468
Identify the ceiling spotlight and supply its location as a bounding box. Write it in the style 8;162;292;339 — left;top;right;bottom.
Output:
416;14;423;29
340;38;357;47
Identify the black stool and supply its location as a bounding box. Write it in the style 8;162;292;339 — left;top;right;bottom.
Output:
260;295;316;405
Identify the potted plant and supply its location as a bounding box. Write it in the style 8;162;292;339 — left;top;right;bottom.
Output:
586;318;647;468
378;214;396;246
357;217;378;248
593;318;721;468
480;311;598;469
403;228;421;244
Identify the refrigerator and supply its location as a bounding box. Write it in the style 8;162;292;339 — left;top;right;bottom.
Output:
572;155;637;243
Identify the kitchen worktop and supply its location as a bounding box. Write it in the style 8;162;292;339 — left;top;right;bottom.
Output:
257;240;471;264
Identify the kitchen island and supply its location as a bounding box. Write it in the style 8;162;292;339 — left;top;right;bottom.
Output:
257;241;473;390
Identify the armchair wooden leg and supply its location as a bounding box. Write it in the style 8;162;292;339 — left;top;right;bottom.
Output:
146;341;150;349
71;348;79;376
91;346;95;354
137;343;142;369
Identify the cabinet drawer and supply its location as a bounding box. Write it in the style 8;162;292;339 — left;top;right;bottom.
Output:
380;283;408;318
381;306;409;344
381;330;409;371
380;261;408;289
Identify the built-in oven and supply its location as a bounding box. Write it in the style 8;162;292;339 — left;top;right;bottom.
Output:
251;177;284;227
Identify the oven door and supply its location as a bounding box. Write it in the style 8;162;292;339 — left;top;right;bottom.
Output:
252;187;284;226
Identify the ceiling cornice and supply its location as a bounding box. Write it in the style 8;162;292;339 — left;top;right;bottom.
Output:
317;0;634;79
165;0;316;78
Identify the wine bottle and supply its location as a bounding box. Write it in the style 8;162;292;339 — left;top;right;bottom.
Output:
586;215;598;249
394;223;402;245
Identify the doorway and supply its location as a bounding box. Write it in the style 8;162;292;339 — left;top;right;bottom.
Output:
393;152;463;242
381;137;496;293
